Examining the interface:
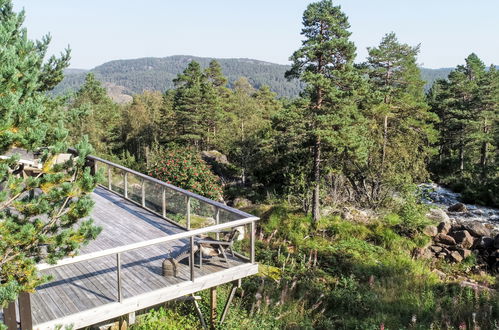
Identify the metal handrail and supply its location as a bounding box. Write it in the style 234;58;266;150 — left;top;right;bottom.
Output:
89;154;253;219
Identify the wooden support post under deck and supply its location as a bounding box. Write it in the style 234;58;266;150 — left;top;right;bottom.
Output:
124;172;128;199
210;286;217;330
2;301;17;330
220;280;239;324
19;292;32;330
192;294;207;329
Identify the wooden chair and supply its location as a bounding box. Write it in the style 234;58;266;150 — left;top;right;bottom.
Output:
162;229;241;277
196;229;240;269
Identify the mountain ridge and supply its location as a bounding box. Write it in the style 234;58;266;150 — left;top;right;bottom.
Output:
53;55;469;100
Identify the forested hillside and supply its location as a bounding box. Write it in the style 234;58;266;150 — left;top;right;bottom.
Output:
53;55;461;99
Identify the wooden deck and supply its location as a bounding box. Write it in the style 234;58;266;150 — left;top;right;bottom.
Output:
27;187;258;329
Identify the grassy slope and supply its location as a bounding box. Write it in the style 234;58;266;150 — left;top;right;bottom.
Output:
131;201;499;329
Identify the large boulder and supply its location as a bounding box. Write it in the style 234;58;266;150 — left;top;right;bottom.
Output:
412;248;433;260
450;230;474;249
463;222;491;237
448;203;468;213
449;250;463;263
233;197;252;208
427;208;451;223
494;235;499;249
201;150;229;165
434;233;456;246
423;225;438;237
437;221;452;235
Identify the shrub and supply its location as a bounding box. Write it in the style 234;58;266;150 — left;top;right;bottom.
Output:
148;147;223;200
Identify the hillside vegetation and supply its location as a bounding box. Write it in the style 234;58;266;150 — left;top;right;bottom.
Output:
54;55;461;99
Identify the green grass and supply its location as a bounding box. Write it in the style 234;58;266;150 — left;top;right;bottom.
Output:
132;201;499;330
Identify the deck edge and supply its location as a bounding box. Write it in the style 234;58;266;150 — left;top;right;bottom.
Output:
33;263;259;330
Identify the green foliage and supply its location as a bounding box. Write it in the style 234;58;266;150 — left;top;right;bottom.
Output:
132;307;198;330
429;54;498;206
147;146;222;200
0;0;100;307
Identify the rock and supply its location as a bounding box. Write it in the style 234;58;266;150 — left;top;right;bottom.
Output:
423;225;438;237
450;230;474;249
463;222;491;237
437;253;447;259
456;248;472;259
233;197;252;208
473;237;494;249
494;235;499;249
412;248;433;260
449;250;463;263
432;269;447;279
427;208;451;223
434;233;456;246
430;245;443;253
448;203;468;213
201;150;229;165
437;222;452;235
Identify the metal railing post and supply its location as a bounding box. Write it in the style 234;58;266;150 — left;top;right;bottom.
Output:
107;166;112;190
186;196;191;230
162;187;166;218
141;179;145;207
215;207;220;240
124;172;128;199
250;221;255;264
190;236;195;281
116;253;122;302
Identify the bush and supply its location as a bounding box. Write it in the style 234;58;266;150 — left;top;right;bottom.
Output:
148;146;223;200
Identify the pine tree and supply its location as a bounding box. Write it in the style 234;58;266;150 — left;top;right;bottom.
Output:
354;32;437;205
67;73;121;155
0;0;100;306
172;61;206;148
286;0;365;224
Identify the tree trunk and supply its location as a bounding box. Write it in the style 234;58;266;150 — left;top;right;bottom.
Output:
459;144;464;172
480;124;489;169
312;136;321;225
381;115;388;168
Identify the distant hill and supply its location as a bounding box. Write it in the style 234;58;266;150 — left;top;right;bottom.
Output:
53;55;466;100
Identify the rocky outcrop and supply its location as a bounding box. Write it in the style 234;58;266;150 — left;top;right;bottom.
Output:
415;220;499;272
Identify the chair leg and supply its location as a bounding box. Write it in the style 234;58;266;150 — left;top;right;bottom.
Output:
220;246;230;268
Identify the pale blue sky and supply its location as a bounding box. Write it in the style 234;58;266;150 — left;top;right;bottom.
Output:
13;0;499;69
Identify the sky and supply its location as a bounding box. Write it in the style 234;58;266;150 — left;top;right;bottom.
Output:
13;0;499;70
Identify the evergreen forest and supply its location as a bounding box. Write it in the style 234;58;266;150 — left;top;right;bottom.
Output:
1;0;498;329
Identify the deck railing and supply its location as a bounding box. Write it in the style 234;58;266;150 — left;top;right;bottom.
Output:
35;153;259;304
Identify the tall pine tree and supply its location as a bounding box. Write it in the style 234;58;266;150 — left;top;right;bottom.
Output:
286;0;366;224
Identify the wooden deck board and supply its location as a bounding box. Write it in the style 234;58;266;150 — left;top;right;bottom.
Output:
30;187;253;327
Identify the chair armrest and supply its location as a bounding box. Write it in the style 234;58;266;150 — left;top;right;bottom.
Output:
197;239;232;246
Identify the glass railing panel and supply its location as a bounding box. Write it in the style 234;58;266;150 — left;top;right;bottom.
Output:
143;180;163;214
110;167;125;195
163;188;188;227
126;172;143;205
189;199;216;230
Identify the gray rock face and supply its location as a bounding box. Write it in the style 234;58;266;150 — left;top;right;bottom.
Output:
448;203;468;213
450;230;474;249
474;237;494;249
